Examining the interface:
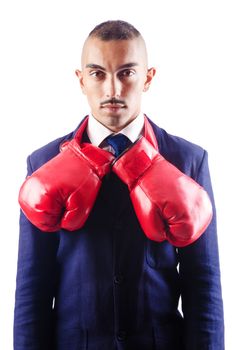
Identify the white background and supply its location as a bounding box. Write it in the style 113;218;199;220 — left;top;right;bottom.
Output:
0;0;231;348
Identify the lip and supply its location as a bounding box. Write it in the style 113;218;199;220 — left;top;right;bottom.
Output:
101;103;126;109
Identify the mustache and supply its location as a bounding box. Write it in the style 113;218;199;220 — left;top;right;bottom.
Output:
100;98;126;106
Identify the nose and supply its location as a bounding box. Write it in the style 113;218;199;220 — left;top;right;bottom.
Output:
105;76;121;98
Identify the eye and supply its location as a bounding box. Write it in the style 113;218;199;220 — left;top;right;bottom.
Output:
118;69;135;78
89;70;105;79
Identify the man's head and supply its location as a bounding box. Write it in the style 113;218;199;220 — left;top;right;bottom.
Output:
76;20;156;132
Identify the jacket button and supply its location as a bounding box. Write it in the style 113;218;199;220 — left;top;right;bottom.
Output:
117;330;127;341
114;274;124;284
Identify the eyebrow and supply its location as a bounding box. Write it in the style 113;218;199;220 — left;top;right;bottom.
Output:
85;62;139;70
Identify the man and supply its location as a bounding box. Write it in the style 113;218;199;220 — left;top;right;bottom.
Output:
14;20;224;349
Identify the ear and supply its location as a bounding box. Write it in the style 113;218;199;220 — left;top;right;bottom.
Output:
75;69;86;94
143;67;156;92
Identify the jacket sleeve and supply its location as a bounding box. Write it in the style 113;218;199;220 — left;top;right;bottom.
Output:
179;150;224;349
14;156;60;350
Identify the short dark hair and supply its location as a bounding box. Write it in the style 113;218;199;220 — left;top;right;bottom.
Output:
88;20;141;41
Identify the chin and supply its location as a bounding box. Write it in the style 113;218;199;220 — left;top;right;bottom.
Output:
108;116;134;132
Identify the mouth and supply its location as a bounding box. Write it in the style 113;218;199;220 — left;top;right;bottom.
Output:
100;103;126;112
101;104;125;109
100;98;126;111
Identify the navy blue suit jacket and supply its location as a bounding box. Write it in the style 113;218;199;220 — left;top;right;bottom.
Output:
14;118;224;350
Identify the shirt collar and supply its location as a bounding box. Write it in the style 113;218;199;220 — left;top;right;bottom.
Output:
86;113;145;146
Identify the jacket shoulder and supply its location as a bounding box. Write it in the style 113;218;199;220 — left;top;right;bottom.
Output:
149;119;206;178
28;129;77;172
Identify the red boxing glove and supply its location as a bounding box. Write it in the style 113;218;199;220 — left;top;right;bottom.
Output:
19;118;114;232
112;118;212;247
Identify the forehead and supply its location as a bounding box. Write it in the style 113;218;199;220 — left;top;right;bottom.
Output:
81;37;147;69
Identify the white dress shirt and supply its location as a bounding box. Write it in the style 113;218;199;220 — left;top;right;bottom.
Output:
86;113;145;154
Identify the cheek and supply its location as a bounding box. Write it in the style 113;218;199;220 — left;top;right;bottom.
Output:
84;82;101;98
125;83;144;99
126;77;146;92
84;87;103;109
